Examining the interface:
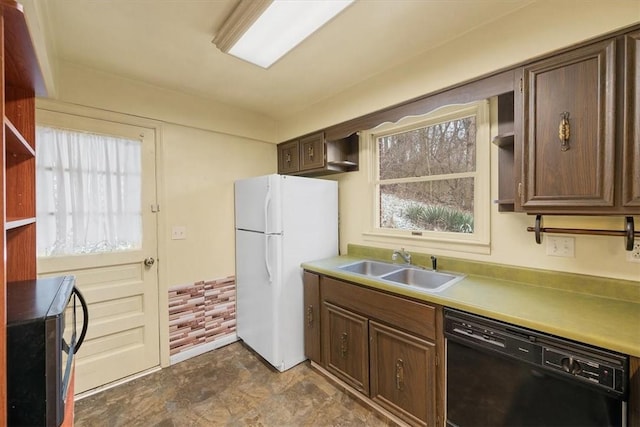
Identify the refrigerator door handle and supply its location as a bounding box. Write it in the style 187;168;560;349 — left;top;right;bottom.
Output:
264;183;272;234
265;235;273;283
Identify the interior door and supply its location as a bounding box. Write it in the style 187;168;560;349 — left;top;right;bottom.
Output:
35;109;160;394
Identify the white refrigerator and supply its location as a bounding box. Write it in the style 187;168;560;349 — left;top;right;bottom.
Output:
234;174;338;372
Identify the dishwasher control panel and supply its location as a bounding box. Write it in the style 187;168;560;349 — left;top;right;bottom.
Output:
543;347;625;394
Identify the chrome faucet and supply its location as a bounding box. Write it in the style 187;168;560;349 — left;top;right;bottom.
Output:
392;248;411;264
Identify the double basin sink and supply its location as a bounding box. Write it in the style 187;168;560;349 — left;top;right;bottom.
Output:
336;260;464;293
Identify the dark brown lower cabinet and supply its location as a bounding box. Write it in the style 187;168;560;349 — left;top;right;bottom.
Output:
304;272;442;427
303;271;322;363
322;302;369;393
370;321;436;427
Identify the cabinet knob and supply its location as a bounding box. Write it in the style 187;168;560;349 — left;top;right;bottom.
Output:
308;145;314;160
558;111;570;151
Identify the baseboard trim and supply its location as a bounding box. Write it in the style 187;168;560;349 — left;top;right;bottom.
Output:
170;334;239;365
75;366;162;401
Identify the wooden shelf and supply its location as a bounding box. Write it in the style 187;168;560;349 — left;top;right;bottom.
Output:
2;0;46;95
5;116;35;157
5;217;36;231
2;2;46;425
328;160;357;167
495;92;516;213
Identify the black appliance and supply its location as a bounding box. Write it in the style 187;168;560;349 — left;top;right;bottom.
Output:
445;309;628;427
7;276;88;427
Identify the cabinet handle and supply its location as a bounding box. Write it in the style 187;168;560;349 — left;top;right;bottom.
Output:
558;111;570;151
308;145;314;160
306;305;313;327
518;182;524;205
340;332;348;358
285;152;291;164
396;358;405;391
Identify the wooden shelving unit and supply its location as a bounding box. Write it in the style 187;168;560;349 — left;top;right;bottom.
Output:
1;1;46;424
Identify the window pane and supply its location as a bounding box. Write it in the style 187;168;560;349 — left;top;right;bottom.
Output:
36;126;142;257
380;179;474;233
378;116;476;179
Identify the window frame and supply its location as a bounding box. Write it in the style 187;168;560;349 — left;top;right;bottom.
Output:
361;101;491;254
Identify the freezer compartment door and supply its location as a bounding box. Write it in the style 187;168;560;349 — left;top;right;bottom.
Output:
235;230;283;369
234;174;282;234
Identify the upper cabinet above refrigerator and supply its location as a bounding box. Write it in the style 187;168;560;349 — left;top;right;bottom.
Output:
277;132;359;177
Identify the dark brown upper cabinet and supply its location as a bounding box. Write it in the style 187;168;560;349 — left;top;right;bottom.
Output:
623;31;640;208
277;132;358;177
515;32;640;215
518;39;617;213
277;140;300;174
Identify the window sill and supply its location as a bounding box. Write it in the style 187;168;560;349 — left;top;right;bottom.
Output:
362;231;490;255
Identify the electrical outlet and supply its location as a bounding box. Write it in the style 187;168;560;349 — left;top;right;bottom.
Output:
627;241;640;263
546;236;575;257
171;225;187;240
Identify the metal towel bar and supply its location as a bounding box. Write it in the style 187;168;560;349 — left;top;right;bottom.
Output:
527;215;638;251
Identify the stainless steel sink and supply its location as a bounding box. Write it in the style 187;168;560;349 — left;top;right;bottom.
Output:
337;260;402;276
381;268;463;292
336;259;464;293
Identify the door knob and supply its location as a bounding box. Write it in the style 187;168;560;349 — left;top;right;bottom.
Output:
144;257;155;267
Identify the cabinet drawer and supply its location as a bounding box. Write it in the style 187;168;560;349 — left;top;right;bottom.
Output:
321;276;436;340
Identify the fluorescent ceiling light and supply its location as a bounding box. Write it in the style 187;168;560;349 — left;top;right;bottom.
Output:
214;0;354;69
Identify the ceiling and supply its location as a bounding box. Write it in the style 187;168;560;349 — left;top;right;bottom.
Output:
31;0;533;121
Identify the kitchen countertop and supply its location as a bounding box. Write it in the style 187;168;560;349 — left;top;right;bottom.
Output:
301;253;640;358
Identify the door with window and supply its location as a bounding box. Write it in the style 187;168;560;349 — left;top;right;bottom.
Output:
35;109;160;394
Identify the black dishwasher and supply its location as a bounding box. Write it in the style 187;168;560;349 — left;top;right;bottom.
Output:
445;309;628;427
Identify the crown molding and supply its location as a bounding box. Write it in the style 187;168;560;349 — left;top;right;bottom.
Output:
212;0;272;52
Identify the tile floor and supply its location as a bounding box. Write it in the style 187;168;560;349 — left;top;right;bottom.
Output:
75;342;392;426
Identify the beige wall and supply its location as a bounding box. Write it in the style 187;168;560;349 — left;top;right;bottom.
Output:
41;65;278;365
279;1;640;282
161;123;275;286
56;61;278;143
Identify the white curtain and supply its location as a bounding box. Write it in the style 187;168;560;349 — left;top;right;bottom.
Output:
36;126;142;257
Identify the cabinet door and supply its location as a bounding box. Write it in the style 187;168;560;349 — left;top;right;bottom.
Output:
369;321;436;427
277;140;299;174
624;31;640;207
303;271;322;364
520;39;616;211
299;132;325;171
322;302;369;393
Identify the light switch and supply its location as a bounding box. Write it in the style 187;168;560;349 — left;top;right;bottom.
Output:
172;226;187;240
